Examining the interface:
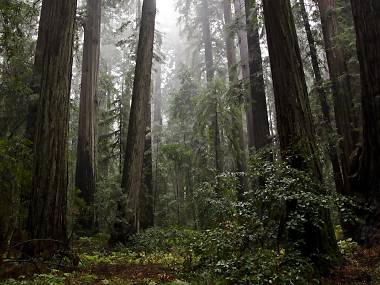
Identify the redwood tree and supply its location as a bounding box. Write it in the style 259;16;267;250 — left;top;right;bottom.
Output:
245;0;270;151
233;0;254;149
316;0;358;194
76;0;101;230
349;0;380;243
111;0;156;242
27;0;77;242
299;0;344;194
263;0;339;265
200;0;223;173
140;91;154;229
223;0;247;195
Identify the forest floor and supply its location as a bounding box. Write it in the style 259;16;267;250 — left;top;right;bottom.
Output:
322;244;380;285
1;236;380;284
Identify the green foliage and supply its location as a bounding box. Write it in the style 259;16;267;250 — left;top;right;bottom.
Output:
125;224;314;284
132;227;199;256
248;155;332;235
192;241;313;284
186;176;315;283
0;138;32;192
0;271;72;285
159;68;247;227
337;238;358;257
94;177;122;233
0;0;38;137
193;172;241;228
176;153;349;282
0;138;31;249
76;234;110;253
126;150;347;283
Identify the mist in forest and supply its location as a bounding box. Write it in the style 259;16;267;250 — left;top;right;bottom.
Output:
1;0;380;284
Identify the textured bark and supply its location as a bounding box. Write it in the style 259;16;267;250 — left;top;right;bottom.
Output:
234;0;255;149
200;0;223;172
317;0;357;194
299;0;344;194
349;0;380;243
24;102;38;143
263;0;339;266
153;47;163;216
75;0;101;229
245;0;270;150
120;76;132;174
140;92;154;229
223;0;237;85
98;67;113;179
200;0;215;83
27;0;77;242
153;63;163;128
112;0;156;242
136;0;142;28
223;0;247;195
138;0;153;231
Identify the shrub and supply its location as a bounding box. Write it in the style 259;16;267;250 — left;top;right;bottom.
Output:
0;138;31;253
132;227;200;257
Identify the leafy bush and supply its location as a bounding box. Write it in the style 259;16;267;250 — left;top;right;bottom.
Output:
183;154;348;283
132;227;200;257
0;138;31;252
188;198;314;284
337;238;358;256
0;138;32;198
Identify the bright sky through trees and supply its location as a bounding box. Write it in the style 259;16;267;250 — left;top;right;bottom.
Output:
157;0;178;34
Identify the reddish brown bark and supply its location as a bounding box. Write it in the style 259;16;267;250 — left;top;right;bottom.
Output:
140;91;154;229
200;0;223;172
111;0;156;242
245;0;270;151
263;0;339;266
223;0;247;196
234;0;255;149
75;0;101;229
299;0;344;194
317;0;357;194
27;0;77;242
350;0;380;243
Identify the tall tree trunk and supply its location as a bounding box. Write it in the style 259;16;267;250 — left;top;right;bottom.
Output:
223;0;247;196
153;63;163;128
111;0;156;243
140;92;154;229
200;0;214;83
153;37;163;216
27;0;77;243
120;74;132;174
138;0;153;231
75;0;101;231
136;0;142;28
200;0;223;172
349;0;380;243
245;0;270;151
234;0;254;150
299;0;344;194
98;66;112;180
317;0;357;194
263;0;340;267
